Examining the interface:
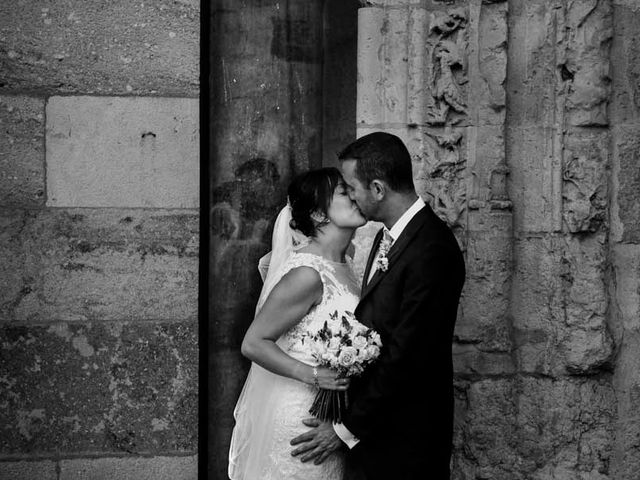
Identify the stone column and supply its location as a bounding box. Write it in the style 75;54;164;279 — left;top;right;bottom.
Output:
610;1;640;477
208;1;324;477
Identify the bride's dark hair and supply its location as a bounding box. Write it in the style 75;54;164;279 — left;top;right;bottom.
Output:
288;167;344;237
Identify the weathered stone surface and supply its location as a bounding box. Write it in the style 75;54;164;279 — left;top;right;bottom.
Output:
59;455;197;480
612;124;640;243
512;234;613;375
0;0;198;96
610;3;640;124
508;0;612;128
0;208;198;323
563;0;612;127
516;378;615;479
453;377;615;480
46;96;199;208
455;212;513;362
508;0;563;127
0;210;28;319
562;129;609;234
507;126;562;233
0;96;45;207
452;379;520;480
0;460;56;479
612;244;640;333
357;7;409;126
0;321;197;454
467;1;508;126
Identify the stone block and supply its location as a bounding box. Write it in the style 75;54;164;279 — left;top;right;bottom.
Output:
465;125;506;204
0;0;198;96
612;124;640;243
46;96;199;208
452;379;520;480
0;321;198;454
468;0;508;126
515;378;615;478
0;97;45;207
0;460;56;480
512;234;613;375
0;210;28;317
456;212;512;351
507;0;562;127
357;7;409;126
452;345;515;376
611;331;640;479
59;455;197;480
507;126;561;233
508;0;612;127
613;244;640;332
563;0;612;127
453;377;615;479
610;3;640;124
562;128;609;234
0;208;198;323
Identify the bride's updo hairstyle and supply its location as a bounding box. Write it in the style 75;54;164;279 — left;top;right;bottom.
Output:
288;167;343;237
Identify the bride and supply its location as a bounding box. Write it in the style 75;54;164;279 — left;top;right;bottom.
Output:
228;167;367;480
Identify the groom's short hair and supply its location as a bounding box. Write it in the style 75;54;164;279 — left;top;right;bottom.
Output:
337;132;415;193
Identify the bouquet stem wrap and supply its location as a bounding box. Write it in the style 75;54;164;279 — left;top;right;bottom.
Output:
309;388;349;423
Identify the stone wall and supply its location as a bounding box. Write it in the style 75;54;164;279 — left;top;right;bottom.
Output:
356;0;638;478
0;1;199;479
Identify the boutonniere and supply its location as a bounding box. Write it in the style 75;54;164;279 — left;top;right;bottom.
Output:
375;234;393;273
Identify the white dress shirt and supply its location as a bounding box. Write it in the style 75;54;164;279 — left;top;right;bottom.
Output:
333;196;426;448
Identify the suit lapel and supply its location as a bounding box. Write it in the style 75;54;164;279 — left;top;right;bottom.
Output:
361;228;384;292
360;206;429;301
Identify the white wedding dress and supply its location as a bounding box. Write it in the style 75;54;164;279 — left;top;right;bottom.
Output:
228;251;360;480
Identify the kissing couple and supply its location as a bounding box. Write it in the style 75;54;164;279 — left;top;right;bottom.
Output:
228;132;465;480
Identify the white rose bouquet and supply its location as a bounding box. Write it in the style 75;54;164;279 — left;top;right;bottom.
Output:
304;309;382;422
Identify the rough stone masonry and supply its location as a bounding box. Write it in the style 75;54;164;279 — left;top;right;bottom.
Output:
0;0;199;479
352;0;639;479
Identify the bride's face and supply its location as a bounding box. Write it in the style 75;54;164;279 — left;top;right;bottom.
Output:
326;181;367;229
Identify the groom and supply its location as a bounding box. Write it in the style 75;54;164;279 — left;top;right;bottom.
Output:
290;132;465;479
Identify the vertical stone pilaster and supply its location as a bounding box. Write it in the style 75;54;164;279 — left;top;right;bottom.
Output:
610;1;640;477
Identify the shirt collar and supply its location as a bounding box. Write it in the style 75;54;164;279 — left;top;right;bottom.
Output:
386;197;426;242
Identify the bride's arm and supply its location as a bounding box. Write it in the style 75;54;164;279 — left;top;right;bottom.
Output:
241;266;348;391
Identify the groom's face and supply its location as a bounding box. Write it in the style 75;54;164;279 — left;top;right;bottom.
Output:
340;159;377;221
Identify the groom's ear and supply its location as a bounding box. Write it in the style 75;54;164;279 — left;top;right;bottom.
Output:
370;179;386;200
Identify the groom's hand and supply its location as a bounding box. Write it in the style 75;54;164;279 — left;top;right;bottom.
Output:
290;418;343;465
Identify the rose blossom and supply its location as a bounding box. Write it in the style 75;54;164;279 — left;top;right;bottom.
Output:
338;346;358;367
366;345;380;360
352;335;368;350
328;337;341;353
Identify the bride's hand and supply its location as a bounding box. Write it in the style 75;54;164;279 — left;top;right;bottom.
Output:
312;367;350;391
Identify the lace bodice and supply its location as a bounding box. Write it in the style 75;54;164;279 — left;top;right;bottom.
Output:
275;252;360;364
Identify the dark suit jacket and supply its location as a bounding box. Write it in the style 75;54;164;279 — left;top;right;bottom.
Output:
343;203;465;480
